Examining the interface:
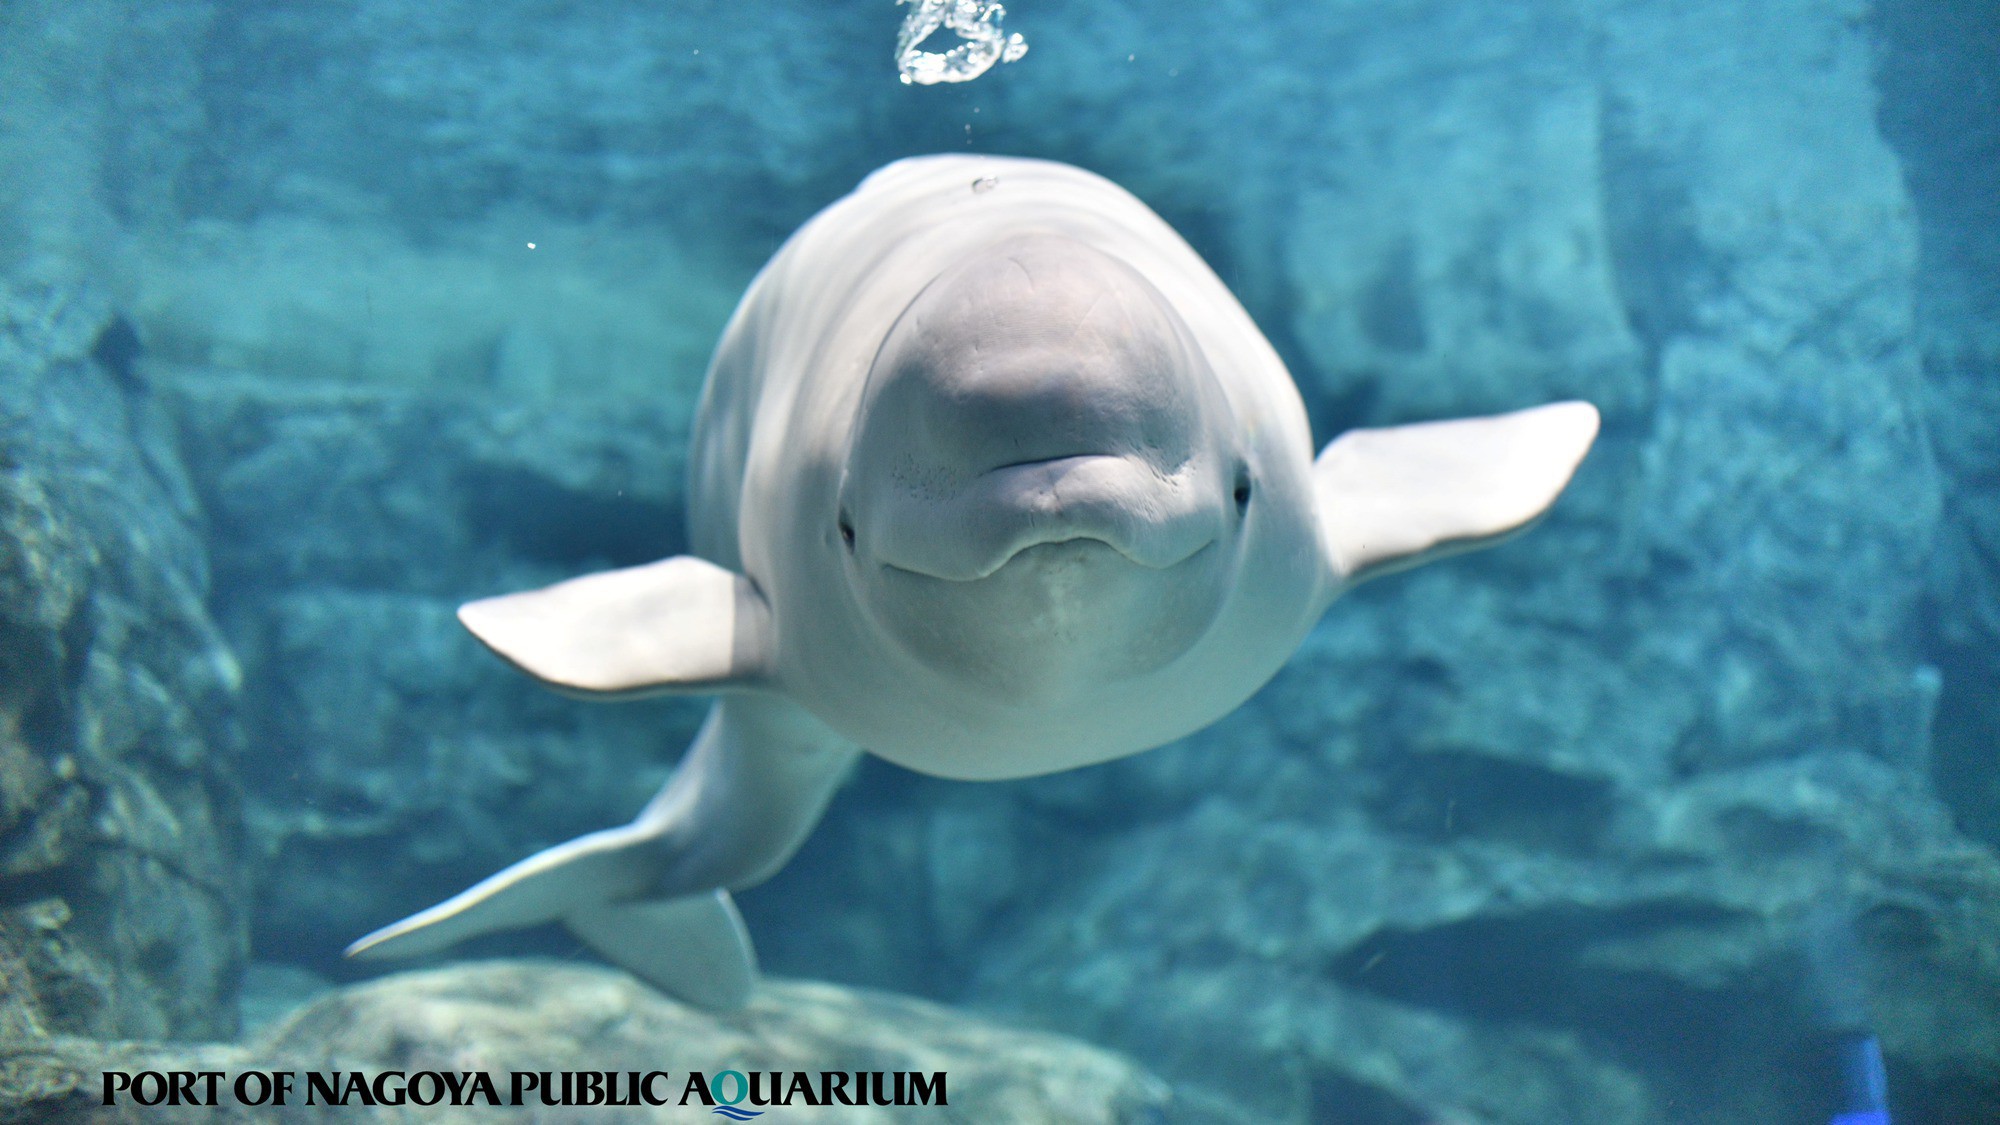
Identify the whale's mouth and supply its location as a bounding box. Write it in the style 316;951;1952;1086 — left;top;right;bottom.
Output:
886;532;1216;583
866;453;1223;581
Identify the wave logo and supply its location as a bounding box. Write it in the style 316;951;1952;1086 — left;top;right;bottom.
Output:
708;1071;765;1119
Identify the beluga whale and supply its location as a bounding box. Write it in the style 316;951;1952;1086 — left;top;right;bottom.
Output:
346;155;1600;1008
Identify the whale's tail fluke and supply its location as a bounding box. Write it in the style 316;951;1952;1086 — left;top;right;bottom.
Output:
345;605;858;1012
344;818;670;961
343;819;758;1011
566;890;757;1011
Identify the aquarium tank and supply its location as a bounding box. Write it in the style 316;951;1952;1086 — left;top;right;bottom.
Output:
0;0;1996;1122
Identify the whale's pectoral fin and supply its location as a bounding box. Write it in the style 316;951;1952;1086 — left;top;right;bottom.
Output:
1313;400;1599;588
566;890;756;1011
457;556;774;697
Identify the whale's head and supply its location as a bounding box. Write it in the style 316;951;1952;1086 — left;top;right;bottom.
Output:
837;235;1249;702
446;160;1601;788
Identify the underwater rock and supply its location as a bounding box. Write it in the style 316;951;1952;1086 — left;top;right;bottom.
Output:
161;373;709;962
0;277;243;1039
1873;0;2000;857
2;962;1171;1123
164;372;691;595
1282;24;1645;425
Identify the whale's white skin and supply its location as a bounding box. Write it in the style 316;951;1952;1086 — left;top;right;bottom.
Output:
346;155;1600;1009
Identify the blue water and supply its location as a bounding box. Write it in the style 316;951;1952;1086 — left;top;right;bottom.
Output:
2;1;1996;1122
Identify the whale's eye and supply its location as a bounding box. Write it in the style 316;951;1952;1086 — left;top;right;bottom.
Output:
838;513;856;551
1233;471;1253;514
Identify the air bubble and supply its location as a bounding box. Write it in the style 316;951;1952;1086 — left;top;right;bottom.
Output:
896;0;1029;86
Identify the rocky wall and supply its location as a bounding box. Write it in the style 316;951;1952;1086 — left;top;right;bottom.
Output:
160;373;707;964
0;278;243;1040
